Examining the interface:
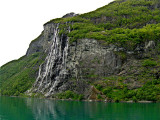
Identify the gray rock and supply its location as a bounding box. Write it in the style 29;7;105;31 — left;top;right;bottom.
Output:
26;20;159;98
28;22;123;97
62;12;78;18
145;40;155;51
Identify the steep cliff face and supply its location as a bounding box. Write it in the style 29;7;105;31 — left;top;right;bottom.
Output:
26;21;125;98
26;23;57;56
26;21;160;100
27;22;159;99
31;24;69;96
1;0;160;101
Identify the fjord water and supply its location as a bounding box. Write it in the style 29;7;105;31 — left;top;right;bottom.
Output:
0;96;160;120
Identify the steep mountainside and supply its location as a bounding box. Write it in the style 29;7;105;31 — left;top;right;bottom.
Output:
1;0;160;102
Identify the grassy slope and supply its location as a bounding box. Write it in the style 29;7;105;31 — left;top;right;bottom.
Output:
0;53;45;96
47;0;160;46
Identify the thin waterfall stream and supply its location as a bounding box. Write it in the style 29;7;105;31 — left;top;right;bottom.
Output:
32;24;69;96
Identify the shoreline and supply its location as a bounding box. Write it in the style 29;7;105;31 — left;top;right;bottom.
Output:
0;95;158;103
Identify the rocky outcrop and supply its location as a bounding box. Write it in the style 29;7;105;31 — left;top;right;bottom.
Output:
32;24;69;97
26;23;61;56
26;18;160;99
27;22;124;98
26;33;44;56
62;12;78;18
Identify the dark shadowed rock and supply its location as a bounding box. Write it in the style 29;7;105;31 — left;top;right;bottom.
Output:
62;12;78;18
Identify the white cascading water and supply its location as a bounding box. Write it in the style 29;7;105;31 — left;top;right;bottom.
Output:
33;24;69;96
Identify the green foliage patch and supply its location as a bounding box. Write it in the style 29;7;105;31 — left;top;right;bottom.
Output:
94;76;160;102
142;59;157;67
0;52;45;96
55;90;84;100
49;0;160;47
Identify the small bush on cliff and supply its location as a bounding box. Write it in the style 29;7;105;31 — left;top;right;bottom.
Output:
95;84;103;91
102;87;112;95
114;97;120;103
132;96;138;102
142;59;157;67
97;94;102;99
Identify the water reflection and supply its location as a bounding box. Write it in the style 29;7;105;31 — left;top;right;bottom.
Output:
0;96;34;120
25;98;111;120
25;98;160;120
0;96;160;120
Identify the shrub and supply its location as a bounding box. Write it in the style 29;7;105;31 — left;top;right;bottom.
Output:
114;97;120;103
95;84;103;91
78;95;84;100
132;96;138;102
102;87;112;94
142;59;157;67
97;94;102;99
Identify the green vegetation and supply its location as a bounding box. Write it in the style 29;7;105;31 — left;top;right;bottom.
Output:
142;59;157;67
48;0;160;101
91;55;160;102
54;90;84;100
46;0;160;45
93;56;160;102
0;52;45;96
94;78;160;102
1;0;160;102
67;22;160;50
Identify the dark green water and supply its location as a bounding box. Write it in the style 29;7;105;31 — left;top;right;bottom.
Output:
0;96;160;120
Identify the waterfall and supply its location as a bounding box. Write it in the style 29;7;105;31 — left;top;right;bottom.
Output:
33;24;69;96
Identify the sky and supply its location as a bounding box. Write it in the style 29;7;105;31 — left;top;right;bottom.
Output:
0;0;114;66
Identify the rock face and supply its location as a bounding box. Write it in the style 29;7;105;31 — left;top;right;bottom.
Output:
27;22;159;98
67;39;122;79
28;22;123;97
26;34;44;56
26;23;59;56
31;24;69;96
62;12;78;18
